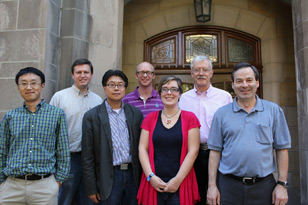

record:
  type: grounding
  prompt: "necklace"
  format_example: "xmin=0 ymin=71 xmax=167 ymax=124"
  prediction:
xmin=162 ymin=109 xmax=180 ymax=124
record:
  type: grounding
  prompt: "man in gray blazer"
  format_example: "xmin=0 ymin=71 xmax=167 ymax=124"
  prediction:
xmin=82 ymin=70 xmax=143 ymax=204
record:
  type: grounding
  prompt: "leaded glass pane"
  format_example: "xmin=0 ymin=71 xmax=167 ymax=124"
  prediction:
xmin=185 ymin=34 xmax=217 ymax=63
xmin=228 ymin=37 xmax=253 ymax=62
xmin=151 ymin=39 xmax=175 ymax=64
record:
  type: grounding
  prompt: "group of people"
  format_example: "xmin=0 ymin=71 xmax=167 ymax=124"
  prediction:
xmin=0 ymin=55 xmax=291 ymax=205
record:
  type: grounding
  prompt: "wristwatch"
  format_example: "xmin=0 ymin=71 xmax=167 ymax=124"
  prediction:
xmin=277 ymin=181 xmax=288 ymax=188
xmin=147 ymin=172 xmax=155 ymax=182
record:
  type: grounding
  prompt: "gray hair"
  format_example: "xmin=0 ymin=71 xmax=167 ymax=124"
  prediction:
xmin=190 ymin=56 xmax=213 ymax=70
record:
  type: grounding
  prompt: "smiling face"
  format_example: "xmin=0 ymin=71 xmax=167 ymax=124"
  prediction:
xmin=136 ymin=62 xmax=155 ymax=88
xmin=103 ymin=76 xmax=126 ymax=104
xmin=191 ymin=59 xmax=213 ymax=92
xmin=232 ymin=67 xmax=259 ymax=102
xmin=18 ymin=73 xmax=45 ymax=105
xmin=72 ymin=64 xmax=93 ymax=90
xmin=160 ymin=80 xmax=181 ymax=108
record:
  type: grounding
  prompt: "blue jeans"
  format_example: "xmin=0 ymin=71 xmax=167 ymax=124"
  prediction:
xmin=100 ymin=164 xmax=138 ymax=205
xmin=157 ymin=190 xmax=180 ymax=205
xmin=58 ymin=153 xmax=93 ymax=205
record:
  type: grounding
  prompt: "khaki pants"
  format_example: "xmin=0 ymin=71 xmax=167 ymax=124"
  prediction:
xmin=0 ymin=175 xmax=59 ymax=205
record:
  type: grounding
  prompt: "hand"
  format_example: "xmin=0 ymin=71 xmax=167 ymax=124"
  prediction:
xmin=56 ymin=181 xmax=61 ymax=189
xmin=207 ymin=185 xmax=220 ymax=205
xmin=88 ymin=193 xmax=101 ymax=203
xmin=164 ymin=177 xmax=180 ymax=193
xmin=150 ymin=175 xmax=167 ymax=192
xmin=272 ymin=184 xmax=288 ymax=205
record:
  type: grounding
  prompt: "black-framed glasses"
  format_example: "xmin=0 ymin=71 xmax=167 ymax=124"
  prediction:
xmin=137 ymin=71 xmax=154 ymax=76
xmin=161 ymin=87 xmax=180 ymax=93
xmin=18 ymin=82 xmax=41 ymax=89
xmin=106 ymin=83 xmax=125 ymax=89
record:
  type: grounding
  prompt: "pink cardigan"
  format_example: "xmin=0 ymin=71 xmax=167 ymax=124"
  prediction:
xmin=137 ymin=110 xmax=201 ymax=205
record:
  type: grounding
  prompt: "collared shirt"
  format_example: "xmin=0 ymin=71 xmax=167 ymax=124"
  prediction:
xmin=123 ymin=86 xmax=163 ymax=117
xmin=179 ymin=84 xmax=232 ymax=143
xmin=105 ymin=101 xmax=131 ymax=166
xmin=208 ymin=96 xmax=292 ymax=177
xmin=0 ymin=100 xmax=71 ymax=183
xmin=50 ymin=85 xmax=102 ymax=152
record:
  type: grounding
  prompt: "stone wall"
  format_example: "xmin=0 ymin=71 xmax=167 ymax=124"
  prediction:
xmin=292 ymin=0 xmax=308 ymax=203
xmin=0 ymin=0 xmax=55 ymax=119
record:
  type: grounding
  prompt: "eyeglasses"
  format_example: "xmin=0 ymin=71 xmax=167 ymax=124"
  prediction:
xmin=106 ymin=83 xmax=125 ymax=89
xmin=193 ymin=68 xmax=211 ymax=74
xmin=161 ymin=87 xmax=180 ymax=93
xmin=137 ymin=71 xmax=154 ymax=76
xmin=18 ymin=82 xmax=41 ymax=89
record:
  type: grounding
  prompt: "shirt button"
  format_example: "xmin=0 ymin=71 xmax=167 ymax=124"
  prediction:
xmin=31 ymin=125 xmax=34 ymax=128
xmin=30 ymin=138 xmax=33 ymax=140
xmin=28 ymin=164 xmax=31 ymax=166
xmin=30 ymin=151 xmax=32 ymax=153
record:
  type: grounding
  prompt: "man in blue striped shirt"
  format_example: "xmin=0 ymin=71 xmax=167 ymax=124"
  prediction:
xmin=0 ymin=67 xmax=71 ymax=204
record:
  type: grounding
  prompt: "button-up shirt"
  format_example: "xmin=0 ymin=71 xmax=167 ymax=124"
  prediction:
xmin=50 ymin=85 xmax=103 ymax=152
xmin=0 ymin=100 xmax=71 ymax=183
xmin=123 ymin=86 xmax=163 ymax=117
xmin=179 ymin=84 xmax=232 ymax=143
xmin=208 ymin=96 xmax=291 ymax=177
xmin=105 ymin=101 xmax=131 ymax=166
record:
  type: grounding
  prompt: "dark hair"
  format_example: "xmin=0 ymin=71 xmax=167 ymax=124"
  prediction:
xmin=71 ymin=58 xmax=93 ymax=74
xmin=102 ymin=70 xmax=128 ymax=88
xmin=158 ymin=75 xmax=183 ymax=96
xmin=15 ymin=67 xmax=45 ymax=85
xmin=231 ymin=62 xmax=259 ymax=82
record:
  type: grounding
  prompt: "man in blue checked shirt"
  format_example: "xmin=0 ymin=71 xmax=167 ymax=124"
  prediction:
xmin=0 ymin=67 xmax=71 ymax=204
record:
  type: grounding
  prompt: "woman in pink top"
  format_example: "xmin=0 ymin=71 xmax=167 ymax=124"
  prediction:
xmin=137 ymin=76 xmax=201 ymax=205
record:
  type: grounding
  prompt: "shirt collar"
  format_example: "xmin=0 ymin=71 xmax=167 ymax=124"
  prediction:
xmin=133 ymin=86 xmax=159 ymax=99
xmin=72 ymin=84 xmax=89 ymax=96
xmin=23 ymin=99 xmax=46 ymax=112
xmin=193 ymin=84 xmax=213 ymax=96
xmin=233 ymin=95 xmax=263 ymax=113
xmin=105 ymin=100 xmax=124 ymax=114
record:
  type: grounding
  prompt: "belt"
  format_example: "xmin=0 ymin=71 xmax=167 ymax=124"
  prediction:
xmin=70 ymin=151 xmax=81 ymax=155
xmin=226 ymin=174 xmax=267 ymax=185
xmin=15 ymin=174 xmax=51 ymax=181
xmin=114 ymin=163 xmax=132 ymax=170
xmin=200 ymin=143 xmax=208 ymax=151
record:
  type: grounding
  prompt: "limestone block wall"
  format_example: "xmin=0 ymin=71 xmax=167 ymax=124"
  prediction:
xmin=0 ymin=0 xmax=61 ymax=119
xmin=123 ymin=0 xmax=299 ymax=203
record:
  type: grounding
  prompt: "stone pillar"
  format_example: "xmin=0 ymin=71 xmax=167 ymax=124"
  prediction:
xmin=292 ymin=0 xmax=308 ymax=203
xmin=88 ymin=0 xmax=124 ymax=97
xmin=58 ymin=0 xmax=91 ymax=91
xmin=57 ymin=0 xmax=124 ymax=98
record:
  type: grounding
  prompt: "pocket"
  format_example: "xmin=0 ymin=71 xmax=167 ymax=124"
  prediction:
xmin=255 ymin=124 xmax=273 ymax=145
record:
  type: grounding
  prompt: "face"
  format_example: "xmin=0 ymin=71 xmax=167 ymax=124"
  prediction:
xmin=232 ymin=67 xmax=259 ymax=102
xmin=17 ymin=73 xmax=45 ymax=105
xmin=72 ymin=64 xmax=93 ymax=90
xmin=191 ymin=60 xmax=213 ymax=91
xmin=103 ymin=76 xmax=126 ymax=103
xmin=160 ymin=80 xmax=181 ymax=107
xmin=136 ymin=62 xmax=155 ymax=88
